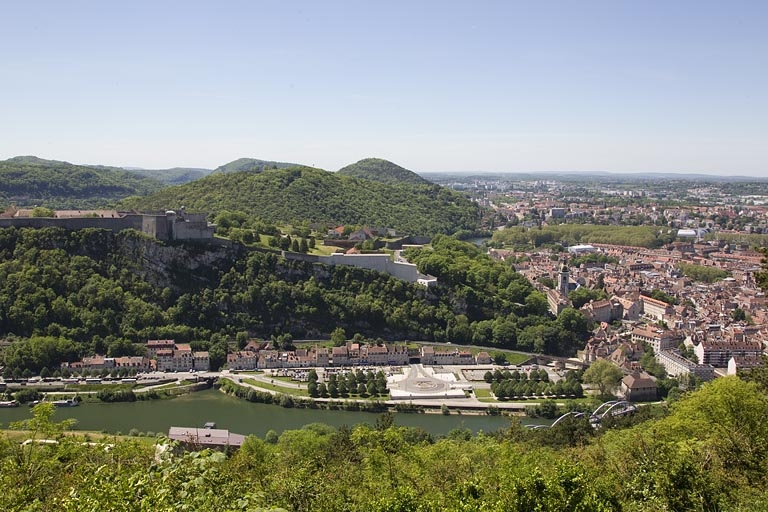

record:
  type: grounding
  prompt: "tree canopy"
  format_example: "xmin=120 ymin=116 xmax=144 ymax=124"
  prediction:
xmin=119 ymin=166 xmax=481 ymax=237
xmin=2 ymin=377 xmax=768 ymax=510
xmin=0 ymin=228 xmax=591 ymax=373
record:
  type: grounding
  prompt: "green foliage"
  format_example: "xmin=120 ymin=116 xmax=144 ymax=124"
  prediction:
xmin=96 ymin=388 xmax=137 ymax=402
xmin=330 ymin=327 xmax=347 ymax=346
xmin=0 ymin=228 xmax=588 ymax=373
xmin=0 ymin=156 xmax=165 ymax=208
xmin=494 ymin=224 xmax=676 ymax=249
xmin=568 ymin=287 xmax=607 ymax=308
xmin=336 ymin=158 xmax=432 ymax=186
xmin=646 ymin=288 xmax=678 ymax=305
xmin=13 ymin=388 xmax=42 ymax=404
xmin=678 ymin=262 xmax=730 ymax=283
xmin=568 ymin=253 xmax=619 ymax=267
xmin=405 ymin=236 xmax=589 ymax=355
xmin=31 ymin=206 xmax=55 ymax=218
xmin=582 ymin=359 xmax=623 ymax=398
xmin=213 ymin=157 xmax=298 ymax=174
xmin=640 ymin=347 xmax=669 ymax=378
xmin=3 ymin=379 xmax=768 ymax=510
xmin=119 ymin=166 xmax=481 ymax=237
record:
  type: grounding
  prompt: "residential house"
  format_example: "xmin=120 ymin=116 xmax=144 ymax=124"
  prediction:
xmin=146 ymin=339 xmax=176 ymax=358
xmin=620 ymin=373 xmax=658 ymax=402
xmin=227 ymin=351 xmax=258 ymax=371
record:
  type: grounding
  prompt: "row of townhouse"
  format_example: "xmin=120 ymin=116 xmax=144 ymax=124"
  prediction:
xmin=227 ymin=342 xmax=493 ymax=370
xmin=62 ymin=355 xmax=154 ymax=373
xmin=420 ymin=346 xmax=482 ymax=365
xmin=331 ymin=343 xmax=412 ymax=366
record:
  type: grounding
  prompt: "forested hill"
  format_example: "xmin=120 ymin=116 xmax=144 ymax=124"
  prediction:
xmin=213 ymin=157 xmax=301 ymax=174
xmin=0 ymin=156 xmax=165 ymax=209
xmin=122 ymin=166 xmax=211 ymax=185
xmin=119 ymin=166 xmax=481 ymax=236
xmin=337 ymin=158 xmax=432 ymax=186
xmin=0 ymin=228 xmax=587 ymax=373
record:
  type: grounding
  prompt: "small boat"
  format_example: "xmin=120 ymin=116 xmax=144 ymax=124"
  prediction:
xmin=28 ymin=400 xmax=42 ymax=407
xmin=0 ymin=400 xmax=19 ymax=408
xmin=52 ymin=399 xmax=79 ymax=407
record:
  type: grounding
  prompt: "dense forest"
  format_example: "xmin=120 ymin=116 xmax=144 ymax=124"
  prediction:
xmin=119 ymin=166 xmax=481 ymax=236
xmin=337 ymin=158 xmax=432 ymax=186
xmin=0 ymin=228 xmax=589 ymax=374
xmin=2 ymin=376 xmax=767 ymax=510
xmin=0 ymin=156 xmax=165 ymax=209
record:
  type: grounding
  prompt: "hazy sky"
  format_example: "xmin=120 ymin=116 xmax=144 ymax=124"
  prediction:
xmin=1 ymin=1 xmax=766 ymax=175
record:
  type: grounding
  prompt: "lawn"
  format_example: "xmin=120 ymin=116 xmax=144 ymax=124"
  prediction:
xmin=241 ymin=378 xmax=309 ymax=397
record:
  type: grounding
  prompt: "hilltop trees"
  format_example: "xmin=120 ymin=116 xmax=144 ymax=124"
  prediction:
xmin=120 ymin=166 xmax=481 ymax=237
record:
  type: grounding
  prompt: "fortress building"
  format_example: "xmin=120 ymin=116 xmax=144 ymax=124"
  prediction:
xmin=0 ymin=207 xmax=215 ymax=241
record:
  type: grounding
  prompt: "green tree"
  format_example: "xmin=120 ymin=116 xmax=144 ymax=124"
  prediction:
xmin=31 ymin=207 xmax=55 ymax=218
xmin=582 ymin=359 xmax=623 ymax=398
xmin=568 ymin=287 xmax=607 ymax=309
xmin=330 ymin=327 xmax=346 ymax=346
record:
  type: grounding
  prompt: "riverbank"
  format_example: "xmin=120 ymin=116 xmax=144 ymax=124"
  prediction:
xmin=0 ymin=388 xmax=525 ymax=437
xmin=217 ymin=376 xmax=560 ymax=417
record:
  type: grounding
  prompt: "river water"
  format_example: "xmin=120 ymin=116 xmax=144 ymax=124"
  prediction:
xmin=0 ymin=388 xmax=527 ymax=437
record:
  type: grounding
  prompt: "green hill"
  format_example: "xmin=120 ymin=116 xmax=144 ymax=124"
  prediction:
xmin=120 ymin=165 xmax=480 ymax=236
xmin=123 ymin=167 xmax=211 ymax=185
xmin=0 ymin=156 xmax=166 ymax=209
xmin=337 ymin=158 xmax=432 ymax=185
xmin=213 ymin=157 xmax=300 ymax=174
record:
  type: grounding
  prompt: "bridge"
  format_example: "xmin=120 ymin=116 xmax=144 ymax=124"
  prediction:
xmin=531 ymin=400 xmax=638 ymax=429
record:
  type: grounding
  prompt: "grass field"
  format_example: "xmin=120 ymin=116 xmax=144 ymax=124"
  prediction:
xmin=241 ymin=378 xmax=309 ymax=397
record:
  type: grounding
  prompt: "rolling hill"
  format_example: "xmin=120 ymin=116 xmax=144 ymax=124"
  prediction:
xmin=123 ymin=167 xmax=212 ymax=185
xmin=0 ymin=156 xmax=166 ymax=209
xmin=119 ymin=165 xmax=480 ymax=236
xmin=213 ymin=157 xmax=301 ymax=174
xmin=337 ymin=158 xmax=432 ymax=186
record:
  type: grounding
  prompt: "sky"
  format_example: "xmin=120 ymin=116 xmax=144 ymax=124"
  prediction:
xmin=1 ymin=1 xmax=767 ymax=176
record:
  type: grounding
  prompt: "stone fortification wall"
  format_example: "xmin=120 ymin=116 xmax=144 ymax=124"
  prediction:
xmin=282 ymin=252 xmax=321 ymax=264
xmin=0 ymin=215 xmax=143 ymax=232
xmin=0 ymin=211 xmax=215 ymax=241
xmin=321 ymin=253 xmax=421 ymax=282
xmin=281 ymin=251 xmax=426 ymax=283
xmin=384 ymin=235 xmax=432 ymax=250
xmin=173 ymin=218 xmax=215 ymax=240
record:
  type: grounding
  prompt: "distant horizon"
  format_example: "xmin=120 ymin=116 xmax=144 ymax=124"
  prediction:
xmin=2 ymin=152 xmax=765 ymax=180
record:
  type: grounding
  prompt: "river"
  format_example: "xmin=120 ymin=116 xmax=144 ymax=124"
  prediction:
xmin=0 ymin=388 xmax=535 ymax=437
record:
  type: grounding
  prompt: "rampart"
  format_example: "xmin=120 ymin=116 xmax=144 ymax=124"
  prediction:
xmin=282 ymin=251 xmax=436 ymax=286
xmin=0 ymin=209 xmax=215 ymax=241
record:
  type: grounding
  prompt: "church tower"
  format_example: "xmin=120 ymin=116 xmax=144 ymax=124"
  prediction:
xmin=558 ymin=261 xmax=569 ymax=296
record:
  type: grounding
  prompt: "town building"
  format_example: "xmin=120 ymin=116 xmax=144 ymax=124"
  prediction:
xmin=640 ymin=295 xmax=674 ymax=321
xmin=620 ymin=373 xmax=658 ymax=402
xmin=631 ymin=327 xmax=678 ymax=354
xmin=656 ymin=350 xmax=715 ymax=381
xmin=227 ymin=351 xmax=258 ymax=371
xmin=694 ymin=339 xmax=763 ymax=368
